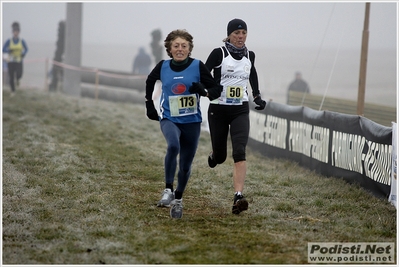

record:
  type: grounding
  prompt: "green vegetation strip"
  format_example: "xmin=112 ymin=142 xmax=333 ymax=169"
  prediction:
xmin=3 ymin=89 xmax=396 ymax=264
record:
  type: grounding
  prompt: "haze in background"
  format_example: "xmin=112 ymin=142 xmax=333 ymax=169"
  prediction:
xmin=1 ymin=1 xmax=397 ymax=106
xmin=2 ymin=1 xmax=396 ymax=49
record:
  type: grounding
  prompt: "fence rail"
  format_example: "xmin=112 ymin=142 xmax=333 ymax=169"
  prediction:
xmin=287 ymin=90 xmax=396 ymax=127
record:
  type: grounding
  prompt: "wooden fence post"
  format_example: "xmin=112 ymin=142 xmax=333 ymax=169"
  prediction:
xmin=45 ymin=58 xmax=49 ymax=92
xmin=95 ymin=69 xmax=99 ymax=101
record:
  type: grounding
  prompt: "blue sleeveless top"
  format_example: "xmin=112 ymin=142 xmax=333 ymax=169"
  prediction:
xmin=159 ymin=59 xmax=202 ymax=124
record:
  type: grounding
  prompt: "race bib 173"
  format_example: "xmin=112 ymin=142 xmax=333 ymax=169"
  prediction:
xmin=169 ymin=94 xmax=197 ymax=117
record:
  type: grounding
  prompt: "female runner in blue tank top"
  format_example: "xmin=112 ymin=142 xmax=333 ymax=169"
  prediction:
xmin=205 ymin=19 xmax=266 ymax=215
xmin=145 ymin=29 xmax=222 ymax=219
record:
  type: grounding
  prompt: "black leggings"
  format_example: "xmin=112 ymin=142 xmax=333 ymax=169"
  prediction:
xmin=208 ymin=102 xmax=249 ymax=163
xmin=8 ymin=62 xmax=23 ymax=92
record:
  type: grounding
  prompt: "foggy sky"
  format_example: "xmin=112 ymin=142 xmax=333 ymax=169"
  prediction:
xmin=1 ymin=1 xmax=397 ymax=50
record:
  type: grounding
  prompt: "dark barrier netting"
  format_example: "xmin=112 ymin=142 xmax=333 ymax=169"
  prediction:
xmin=248 ymin=101 xmax=393 ymax=199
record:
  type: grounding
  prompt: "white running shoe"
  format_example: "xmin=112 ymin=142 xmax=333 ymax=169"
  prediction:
xmin=157 ymin=188 xmax=174 ymax=207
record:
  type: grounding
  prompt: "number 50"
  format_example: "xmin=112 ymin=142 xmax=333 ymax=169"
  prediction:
xmin=229 ymin=87 xmax=241 ymax=97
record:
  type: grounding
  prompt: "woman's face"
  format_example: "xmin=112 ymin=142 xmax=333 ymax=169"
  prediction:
xmin=229 ymin=29 xmax=247 ymax=48
xmin=169 ymin=37 xmax=190 ymax=62
xmin=12 ymin=30 xmax=20 ymax=38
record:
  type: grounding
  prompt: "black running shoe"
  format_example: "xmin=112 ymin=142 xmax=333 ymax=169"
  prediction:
xmin=208 ymin=151 xmax=217 ymax=168
xmin=232 ymin=194 xmax=248 ymax=214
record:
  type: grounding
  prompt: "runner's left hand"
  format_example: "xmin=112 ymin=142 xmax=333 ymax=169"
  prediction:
xmin=189 ymin=82 xmax=207 ymax=97
xmin=254 ymin=96 xmax=266 ymax=110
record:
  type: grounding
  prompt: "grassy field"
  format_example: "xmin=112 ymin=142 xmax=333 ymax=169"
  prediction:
xmin=2 ymin=88 xmax=396 ymax=264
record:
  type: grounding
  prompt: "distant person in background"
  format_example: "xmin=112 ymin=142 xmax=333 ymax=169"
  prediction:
xmin=2 ymin=21 xmax=28 ymax=93
xmin=150 ymin=29 xmax=163 ymax=64
xmin=132 ymin=47 xmax=151 ymax=75
xmin=145 ymin=29 xmax=222 ymax=219
xmin=287 ymin=72 xmax=310 ymax=103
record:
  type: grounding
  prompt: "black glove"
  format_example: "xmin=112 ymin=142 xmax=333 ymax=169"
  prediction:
xmin=254 ymin=95 xmax=266 ymax=110
xmin=207 ymin=85 xmax=223 ymax=101
xmin=189 ymin=82 xmax=207 ymax=96
xmin=145 ymin=100 xmax=159 ymax=121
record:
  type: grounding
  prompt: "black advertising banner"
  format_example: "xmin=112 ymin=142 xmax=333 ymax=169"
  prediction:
xmin=248 ymin=101 xmax=393 ymax=198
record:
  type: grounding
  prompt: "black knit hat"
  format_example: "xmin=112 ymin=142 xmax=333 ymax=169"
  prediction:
xmin=227 ymin=18 xmax=247 ymax=36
